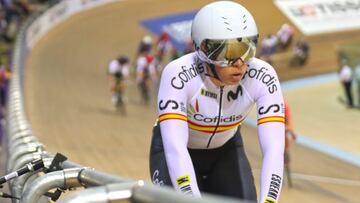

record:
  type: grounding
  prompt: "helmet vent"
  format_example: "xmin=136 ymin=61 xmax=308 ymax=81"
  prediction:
xmin=221 ymin=17 xmax=233 ymax=31
xmin=242 ymin=15 xmax=247 ymax=30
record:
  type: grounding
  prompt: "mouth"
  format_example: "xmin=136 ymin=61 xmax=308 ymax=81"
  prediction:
xmin=232 ymin=73 xmax=243 ymax=77
xmin=231 ymin=73 xmax=243 ymax=80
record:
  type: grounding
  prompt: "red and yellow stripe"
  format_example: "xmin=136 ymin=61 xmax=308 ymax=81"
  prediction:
xmin=188 ymin=120 xmax=242 ymax=133
xmin=258 ymin=116 xmax=285 ymax=125
xmin=159 ymin=113 xmax=187 ymax=122
xmin=159 ymin=113 xmax=243 ymax=133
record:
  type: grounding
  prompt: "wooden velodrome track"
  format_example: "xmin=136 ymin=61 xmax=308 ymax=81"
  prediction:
xmin=20 ymin=0 xmax=360 ymax=202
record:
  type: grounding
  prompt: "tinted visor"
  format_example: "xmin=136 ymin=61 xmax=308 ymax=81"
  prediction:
xmin=198 ymin=36 xmax=257 ymax=67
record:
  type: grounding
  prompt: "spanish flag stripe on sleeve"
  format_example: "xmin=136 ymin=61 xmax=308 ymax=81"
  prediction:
xmin=159 ymin=113 xmax=187 ymax=122
xmin=188 ymin=120 xmax=242 ymax=133
xmin=258 ymin=116 xmax=285 ymax=125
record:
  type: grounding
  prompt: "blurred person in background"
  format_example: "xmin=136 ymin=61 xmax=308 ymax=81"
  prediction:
xmin=134 ymin=35 xmax=153 ymax=75
xmin=289 ymin=37 xmax=309 ymax=67
xmin=149 ymin=1 xmax=285 ymax=202
xmin=284 ymin=100 xmax=297 ymax=188
xmin=136 ymin=53 xmax=157 ymax=105
xmin=154 ymin=31 xmax=172 ymax=67
xmin=0 ymin=0 xmax=35 ymax=43
xmin=137 ymin=35 xmax=153 ymax=57
xmin=339 ymin=59 xmax=353 ymax=108
xmin=107 ymin=55 xmax=129 ymax=112
xmin=259 ymin=33 xmax=277 ymax=65
xmin=276 ymin=23 xmax=294 ymax=51
xmin=353 ymin=63 xmax=360 ymax=107
xmin=0 ymin=64 xmax=10 ymax=145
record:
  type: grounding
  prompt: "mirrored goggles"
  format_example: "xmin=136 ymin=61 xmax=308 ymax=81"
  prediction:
xmin=197 ymin=36 xmax=257 ymax=67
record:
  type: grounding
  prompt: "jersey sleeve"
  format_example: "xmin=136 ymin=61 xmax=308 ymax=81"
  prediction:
xmin=136 ymin=57 xmax=147 ymax=73
xmin=254 ymin=65 xmax=285 ymax=203
xmin=157 ymin=61 xmax=201 ymax=197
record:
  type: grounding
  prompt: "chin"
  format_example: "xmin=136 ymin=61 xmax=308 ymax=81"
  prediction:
xmin=226 ymin=80 xmax=240 ymax=85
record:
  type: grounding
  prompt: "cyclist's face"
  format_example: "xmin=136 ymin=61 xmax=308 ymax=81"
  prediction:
xmin=213 ymin=59 xmax=247 ymax=86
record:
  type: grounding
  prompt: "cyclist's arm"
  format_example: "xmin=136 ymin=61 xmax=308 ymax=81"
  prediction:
xmin=157 ymin=62 xmax=201 ymax=197
xmin=254 ymin=66 xmax=285 ymax=203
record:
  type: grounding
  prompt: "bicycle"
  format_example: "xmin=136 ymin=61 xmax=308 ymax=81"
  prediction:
xmin=284 ymin=130 xmax=297 ymax=188
xmin=108 ymin=56 xmax=129 ymax=114
xmin=112 ymin=77 xmax=126 ymax=115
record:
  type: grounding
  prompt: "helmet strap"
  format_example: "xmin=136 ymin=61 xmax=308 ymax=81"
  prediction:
xmin=195 ymin=49 xmax=222 ymax=82
xmin=205 ymin=63 xmax=222 ymax=82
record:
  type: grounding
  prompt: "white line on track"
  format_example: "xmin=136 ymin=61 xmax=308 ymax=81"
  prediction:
xmin=291 ymin=173 xmax=360 ymax=186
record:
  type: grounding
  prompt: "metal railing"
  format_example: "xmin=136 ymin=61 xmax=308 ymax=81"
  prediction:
xmin=3 ymin=1 xmax=253 ymax=203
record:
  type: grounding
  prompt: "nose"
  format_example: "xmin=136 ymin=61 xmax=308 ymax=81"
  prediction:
xmin=231 ymin=58 xmax=245 ymax=68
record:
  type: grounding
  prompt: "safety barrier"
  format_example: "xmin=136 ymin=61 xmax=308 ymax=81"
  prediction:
xmin=3 ymin=1 xmax=253 ymax=203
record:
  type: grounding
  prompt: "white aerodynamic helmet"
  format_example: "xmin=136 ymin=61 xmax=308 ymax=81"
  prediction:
xmin=191 ymin=1 xmax=258 ymax=66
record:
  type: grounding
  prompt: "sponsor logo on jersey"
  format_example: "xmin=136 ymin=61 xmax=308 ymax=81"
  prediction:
xmin=200 ymin=88 xmax=217 ymax=99
xmin=176 ymin=175 xmax=193 ymax=195
xmin=264 ymin=197 xmax=277 ymax=203
xmin=152 ymin=169 xmax=164 ymax=186
xmin=246 ymin=67 xmax=278 ymax=94
xmin=258 ymin=104 xmax=281 ymax=115
xmin=267 ymin=174 xmax=282 ymax=201
xmin=227 ymin=85 xmax=243 ymax=101
xmin=193 ymin=114 xmax=243 ymax=124
xmin=159 ymin=100 xmax=179 ymax=110
xmin=257 ymin=116 xmax=285 ymax=125
xmin=171 ymin=63 xmax=204 ymax=89
xmin=187 ymin=104 xmax=242 ymax=124
xmin=187 ymin=103 xmax=243 ymax=133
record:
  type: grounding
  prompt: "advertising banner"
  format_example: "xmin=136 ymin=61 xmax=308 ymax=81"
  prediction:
xmin=274 ymin=0 xmax=360 ymax=35
xmin=26 ymin=0 xmax=118 ymax=49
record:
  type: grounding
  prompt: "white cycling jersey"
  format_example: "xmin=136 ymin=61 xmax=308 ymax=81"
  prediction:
xmin=157 ymin=53 xmax=285 ymax=202
xmin=136 ymin=57 xmax=156 ymax=76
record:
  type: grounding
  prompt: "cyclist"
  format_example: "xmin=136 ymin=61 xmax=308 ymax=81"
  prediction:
xmin=136 ymin=53 xmax=157 ymax=105
xmin=276 ymin=23 xmax=294 ymax=51
xmin=107 ymin=56 xmax=129 ymax=110
xmin=149 ymin=1 xmax=285 ymax=203
xmin=154 ymin=31 xmax=172 ymax=66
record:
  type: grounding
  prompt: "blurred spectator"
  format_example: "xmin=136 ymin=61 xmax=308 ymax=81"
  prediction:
xmin=276 ymin=23 xmax=294 ymax=51
xmin=14 ymin=0 xmax=33 ymax=16
xmin=0 ymin=65 xmax=10 ymax=115
xmin=0 ymin=64 xmax=10 ymax=145
xmin=0 ymin=0 xmax=38 ymax=43
xmin=259 ymin=33 xmax=277 ymax=65
xmin=354 ymin=63 xmax=360 ymax=107
xmin=284 ymin=100 xmax=297 ymax=188
xmin=339 ymin=60 xmax=353 ymax=108
xmin=289 ymin=37 xmax=309 ymax=67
